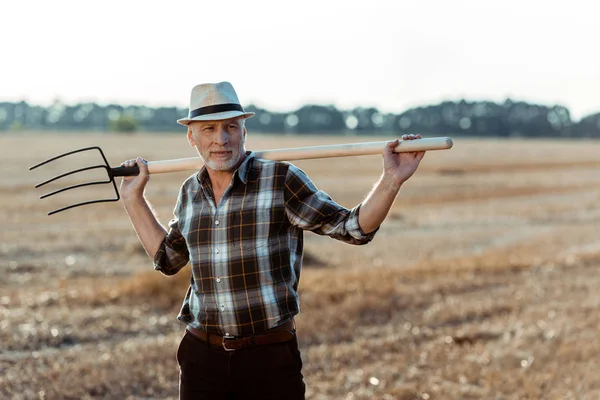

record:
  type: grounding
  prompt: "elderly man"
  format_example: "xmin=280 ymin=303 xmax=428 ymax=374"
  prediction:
xmin=120 ymin=81 xmax=425 ymax=399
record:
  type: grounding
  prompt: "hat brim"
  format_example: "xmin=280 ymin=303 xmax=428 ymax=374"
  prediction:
xmin=177 ymin=110 xmax=255 ymax=126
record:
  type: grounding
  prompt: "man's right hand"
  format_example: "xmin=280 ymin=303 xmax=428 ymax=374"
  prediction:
xmin=119 ymin=157 xmax=150 ymax=201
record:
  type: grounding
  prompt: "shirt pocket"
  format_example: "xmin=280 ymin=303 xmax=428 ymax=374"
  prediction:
xmin=233 ymin=208 xmax=271 ymax=251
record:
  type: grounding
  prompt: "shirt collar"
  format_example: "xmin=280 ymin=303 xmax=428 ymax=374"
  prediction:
xmin=236 ymin=151 xmax=255 ymax=184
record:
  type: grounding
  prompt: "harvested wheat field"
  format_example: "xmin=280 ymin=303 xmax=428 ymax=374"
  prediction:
xmin=1 ymin=131 xmax=600 ymax=400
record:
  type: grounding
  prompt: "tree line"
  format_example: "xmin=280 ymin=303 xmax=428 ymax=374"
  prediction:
xmin=1 ymin=98 xmax=599 ymax=137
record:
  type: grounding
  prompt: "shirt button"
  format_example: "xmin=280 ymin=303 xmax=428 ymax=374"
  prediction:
xmin=215 ymin=249 xmax=220 ymax=254
xmin=215 ymin=220 xmax=220 ymax=225
xmin=216 ymin=277 xmax=221 ymax=283
xmin=220 ymin=305 xmax=225 ymax=311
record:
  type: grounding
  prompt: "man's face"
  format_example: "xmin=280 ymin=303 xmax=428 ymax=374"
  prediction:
xmin=188 ymin=117 xmax=247 ymax=172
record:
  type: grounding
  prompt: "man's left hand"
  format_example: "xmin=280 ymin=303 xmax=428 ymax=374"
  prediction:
xmin=383 ymin=134 xmax=426 ymax=186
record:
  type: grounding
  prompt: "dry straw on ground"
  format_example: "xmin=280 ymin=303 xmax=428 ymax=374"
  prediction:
xmin=1 ymin=132 xmax=600 ymax=399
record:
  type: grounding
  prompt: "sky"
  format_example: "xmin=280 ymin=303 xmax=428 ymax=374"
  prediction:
xmin=2 ymin=0 xmax=599 ymax=121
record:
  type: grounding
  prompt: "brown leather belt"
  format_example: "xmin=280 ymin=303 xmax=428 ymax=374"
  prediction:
xmin=186 ymin=320 xmax=296 ymax=352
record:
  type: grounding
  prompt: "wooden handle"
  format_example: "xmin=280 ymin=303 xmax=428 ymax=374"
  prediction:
xmin=147 ymin=137 xmax=453 ymax=174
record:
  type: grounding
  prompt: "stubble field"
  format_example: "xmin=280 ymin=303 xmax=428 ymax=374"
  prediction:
xmin=1 ymin=131 xmax=600 ymax=399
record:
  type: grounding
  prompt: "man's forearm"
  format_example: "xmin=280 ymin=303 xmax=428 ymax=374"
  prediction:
xmin=123 ymin=196 xmax=168 ymax=258
xmin=358 ymin=174 xmax=402 ymax=234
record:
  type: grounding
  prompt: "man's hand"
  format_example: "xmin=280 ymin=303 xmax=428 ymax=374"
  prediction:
xmin=382 ymin=134 xmax=426 ymax=187
xmin=119 ymin=157 xmax=150 ymax=201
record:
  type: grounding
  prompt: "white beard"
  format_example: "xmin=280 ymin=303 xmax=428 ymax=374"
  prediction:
xmin=202 ymin=135 xmax=245 ymax=171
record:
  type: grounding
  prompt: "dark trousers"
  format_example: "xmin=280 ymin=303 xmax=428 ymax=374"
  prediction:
xmin=177 ymin=330 xmax=306 ymax=400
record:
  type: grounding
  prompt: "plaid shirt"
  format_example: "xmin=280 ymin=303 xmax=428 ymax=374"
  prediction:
xmin=153 ymin=152 xmax=377 ymax=336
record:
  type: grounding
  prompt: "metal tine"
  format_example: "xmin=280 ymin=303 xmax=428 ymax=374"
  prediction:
xmin=34 ymin=165 xmax=109 ymax=188
xmin=29 ymin=146 xmax=109 ymax=171
xmin=47 ymin=198 xmax=120 ymax=216
xmin=40 ymin=178 xmax=112 ymax=199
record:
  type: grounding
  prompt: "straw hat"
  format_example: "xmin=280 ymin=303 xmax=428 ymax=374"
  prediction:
xmin=177 ymin=81 xmax=255 ymax=126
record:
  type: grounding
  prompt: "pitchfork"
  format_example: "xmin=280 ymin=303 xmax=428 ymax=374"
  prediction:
xmin=29 ymin=137 xmax=453 ymax=215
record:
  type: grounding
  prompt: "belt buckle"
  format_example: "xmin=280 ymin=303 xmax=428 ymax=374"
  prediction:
xmin=222 ymin=335 xmax=237 ymax=352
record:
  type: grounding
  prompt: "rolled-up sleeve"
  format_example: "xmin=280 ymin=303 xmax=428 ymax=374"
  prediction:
xmin=153 ymin=192 xmax=190 ymax=275
xmin=284 ymin=164 xmax=378 ymax=245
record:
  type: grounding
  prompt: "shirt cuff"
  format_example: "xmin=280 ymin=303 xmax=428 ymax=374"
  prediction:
xmin=153 ymin=238 xmax=188 ymax=275
xmin=346 ymin=204 xmax=379 ymax=243
xmin=153 ymin=239 xmax=168 ymax=271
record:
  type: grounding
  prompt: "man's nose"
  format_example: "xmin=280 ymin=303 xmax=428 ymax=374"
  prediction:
xmin=214 ymin=126 xmax=229 ymax=144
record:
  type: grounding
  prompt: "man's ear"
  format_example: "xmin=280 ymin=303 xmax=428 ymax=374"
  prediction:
xmin=187 ymin=127 xmax=195 ymax=146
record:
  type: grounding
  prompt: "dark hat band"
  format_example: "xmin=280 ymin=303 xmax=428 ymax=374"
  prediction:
xmin=189 ymin=103 xmax=245 ymax=119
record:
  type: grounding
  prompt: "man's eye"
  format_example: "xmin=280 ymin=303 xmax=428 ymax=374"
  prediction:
xmin=203 ymin=127 xmax=214 ymax=131
xmin=229 ymin=124 xmax=238 ymax=129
